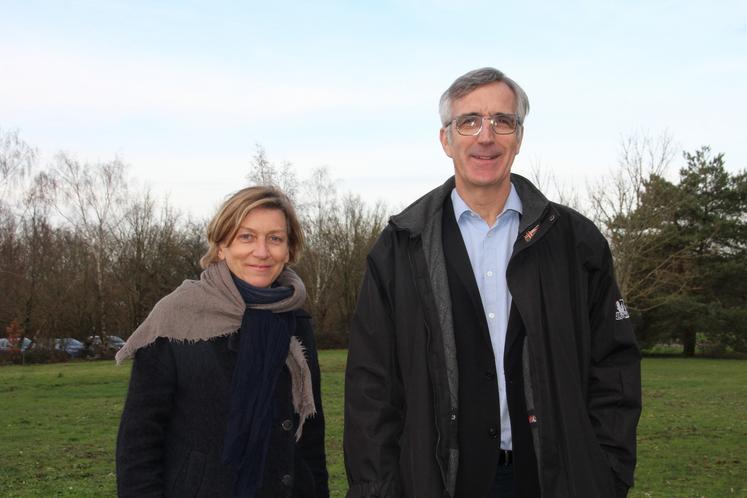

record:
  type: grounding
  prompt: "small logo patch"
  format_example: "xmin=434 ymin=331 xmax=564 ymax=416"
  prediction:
xmin=615 ymin=299 xmax=630 ymax=320
xmin=528 ymin=414 xmax=538 ymax=425
xmin=523 ymin=224 xmax=540 ymax=242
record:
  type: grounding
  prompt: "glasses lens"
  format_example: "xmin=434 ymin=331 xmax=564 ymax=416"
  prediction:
xmin=490 ymin=114 xmax=517 ymax=134
xmin=455 ymin=115 xmax=482 ymax=136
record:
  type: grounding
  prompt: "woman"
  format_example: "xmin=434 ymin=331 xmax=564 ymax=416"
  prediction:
xmin=115 ymin=186 xmax=328 ymax=498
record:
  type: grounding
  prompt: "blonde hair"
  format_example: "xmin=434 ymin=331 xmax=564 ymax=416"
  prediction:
xmin=200 ymin=186 xmax=304 ymax=269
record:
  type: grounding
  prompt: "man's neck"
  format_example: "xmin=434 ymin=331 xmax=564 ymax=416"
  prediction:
xmin=455 ymin=181 xmax=511 ymax=227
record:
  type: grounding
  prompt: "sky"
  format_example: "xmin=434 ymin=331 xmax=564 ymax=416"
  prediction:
xmin=2 ymin=0 xmax=746 ymax=219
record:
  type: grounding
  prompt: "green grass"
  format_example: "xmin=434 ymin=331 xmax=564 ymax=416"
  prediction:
xmin=1 ymin=355 xmax=745 ymax=497
xmin=632 ymin=358 xmax=747 ymax=498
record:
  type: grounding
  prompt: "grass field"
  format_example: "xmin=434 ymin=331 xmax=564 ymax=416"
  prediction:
xmin=1 ymin=353 xmax=745 ymax=497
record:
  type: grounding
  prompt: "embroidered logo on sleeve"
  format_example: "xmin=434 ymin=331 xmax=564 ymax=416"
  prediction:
xmin=615 ymin=299 xmax=630 ymax=320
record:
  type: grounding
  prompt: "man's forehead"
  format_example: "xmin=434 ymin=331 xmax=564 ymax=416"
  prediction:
xmin=452 ymin=82 xmax=516 ymax=110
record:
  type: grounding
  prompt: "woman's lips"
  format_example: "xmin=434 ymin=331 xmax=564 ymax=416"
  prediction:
xmin=247 ymin=264 xmax=272 ymax=271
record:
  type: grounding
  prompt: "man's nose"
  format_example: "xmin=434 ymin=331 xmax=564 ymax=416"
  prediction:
xmin=476 ymin=118 xmax=495 ymax=143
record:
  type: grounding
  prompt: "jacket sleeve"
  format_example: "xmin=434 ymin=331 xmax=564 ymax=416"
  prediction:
xmin=116 ymin=338 xmax=175 ymax=498
xmin=295 ymin=314 xmax=330 ymax=498
xmin=586 ymin=241 xmax=642 ymax=497
xmin=344 ymin=244 xmax=404 ymax=498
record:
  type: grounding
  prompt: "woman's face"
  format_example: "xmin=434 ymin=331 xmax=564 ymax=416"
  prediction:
xmin=218 ymin=207 xmax=290 ymax=288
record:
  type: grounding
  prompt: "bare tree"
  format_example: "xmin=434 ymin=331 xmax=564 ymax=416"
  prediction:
xmin=0 ymin=128 xmax=37 ymax=200
xmin=527 ymin=159 xmax=582 ymax=211
xmin=587 ymin=131 xmax=691 ymax=310
xmin=246 ymin=144 xmax=299 ymax=201
xmin=295 ymin=166 xmax=340 ymax=338
xmin=331 ymin=194 xmax=386 ymax=343
xmin=52 ymin=154 xmax=129 ymax=339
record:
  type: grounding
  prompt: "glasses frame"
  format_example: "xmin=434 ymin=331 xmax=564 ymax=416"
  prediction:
xmin=445 ymin=113 xmax=522 ymax=136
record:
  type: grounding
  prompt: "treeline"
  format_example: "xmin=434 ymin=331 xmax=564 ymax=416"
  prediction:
xmin=0 ymin=132 xmax=384 ymax=351
xmin=1 ymin=129 xmax=745 ymax=356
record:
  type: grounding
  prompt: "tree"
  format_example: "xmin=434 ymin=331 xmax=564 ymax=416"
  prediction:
xmin=246 ymin=144 xmax=299 ymax=202
xmin=52 ymin=154 xmax=129 ymax=339
xmin=527 ymin=159 xmax=582 ymax=210
xmin=589 ymin=132 xmax=692 ymax=318
xmin=0 ymin=128 xmax=37 ymax=200
xmin=667 ymin=147 xmax=746 ymax=355
xmin=623 ymin=146 xmax=746 ymax=354
xmin=329 ymin=194 xmax=386 ymax=344
xmin=112 ymin=192 xmax=206 ymax=333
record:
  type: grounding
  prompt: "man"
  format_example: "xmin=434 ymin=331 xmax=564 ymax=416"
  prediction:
xmin=343 ymin=67 xmax=641 ymax=498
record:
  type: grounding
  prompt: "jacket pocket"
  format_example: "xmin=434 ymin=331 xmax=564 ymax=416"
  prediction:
xmin=168 ymin=449 xmax=207 ymax=498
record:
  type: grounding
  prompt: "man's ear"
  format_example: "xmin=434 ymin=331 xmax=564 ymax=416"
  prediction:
xmin=439 ymin=127 xmax=453 ymax=158
xmin=516 ymin=125 xmax=524 ymax=155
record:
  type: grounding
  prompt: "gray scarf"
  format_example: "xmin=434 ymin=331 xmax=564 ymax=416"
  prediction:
xmin=116 ymin=261 xmax=316 ymax=438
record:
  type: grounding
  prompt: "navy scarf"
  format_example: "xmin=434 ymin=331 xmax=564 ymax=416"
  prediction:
xmin=223 ymin=275 xmax=296 ymax=498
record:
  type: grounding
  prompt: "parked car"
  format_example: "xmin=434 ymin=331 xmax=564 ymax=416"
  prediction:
xmin=0 ymin=337 xmax=33 ymax=352
xmin=54 ymin=338 xmax=86 ymax=358
xmin=87 ymin=335 xmax=125 ymax=351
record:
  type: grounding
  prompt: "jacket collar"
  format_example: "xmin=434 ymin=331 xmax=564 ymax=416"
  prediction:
xmin=390 ymin=173 xmax=550 ymax=236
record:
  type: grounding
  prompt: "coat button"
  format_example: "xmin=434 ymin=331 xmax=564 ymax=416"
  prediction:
xmin=281 ymin=419 xmax=293 ymax=431
xmin=488 ymin=426 xmax=498 ymax=438
xmin=281 ymin=474 xmax=293 ymax=487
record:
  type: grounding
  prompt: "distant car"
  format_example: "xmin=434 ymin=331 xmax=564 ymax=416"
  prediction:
xmin=87 ymin=335 xmax=125 ymax=351
xmin=0 ymin=337 xmax=33 ymax=352
xmin=54 ymin=338 xmax=86 ymax=358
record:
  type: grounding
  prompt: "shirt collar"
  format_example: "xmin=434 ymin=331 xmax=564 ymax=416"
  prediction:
xmin=451 ymin=183 xmax=523 ymax=223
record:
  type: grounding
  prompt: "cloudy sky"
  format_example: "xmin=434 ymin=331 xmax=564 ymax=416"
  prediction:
xmin=2 ymin=0 xmax=745 ymax=218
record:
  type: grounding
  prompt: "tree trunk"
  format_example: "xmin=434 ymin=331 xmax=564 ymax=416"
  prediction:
xmin=681 ymin=328 xmax=696 ymax=356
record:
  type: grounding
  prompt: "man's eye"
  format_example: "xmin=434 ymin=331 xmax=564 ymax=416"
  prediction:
xmin=457 ymin=116 xmax=480 ymax=129
xmin=491 ymin=114 xmax=517 ymax=130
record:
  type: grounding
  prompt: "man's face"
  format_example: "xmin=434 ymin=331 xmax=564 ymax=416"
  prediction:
xmin=439 ymin=81 xmax=523 ymax=195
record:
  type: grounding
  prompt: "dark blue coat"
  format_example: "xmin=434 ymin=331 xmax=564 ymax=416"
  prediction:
xmin=116 ymin=310 xmax=328 ymax=498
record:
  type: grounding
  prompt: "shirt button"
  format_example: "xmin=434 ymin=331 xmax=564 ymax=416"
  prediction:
xmin=488 ymin=312 xmax=495 ymax=319
xmin=281 ymin=419 xmax=293 ymax=431
xmin=281 ymin=474 xmax=293 ymax=487
xmin=486 ymin=271 xmax=493 ymax=277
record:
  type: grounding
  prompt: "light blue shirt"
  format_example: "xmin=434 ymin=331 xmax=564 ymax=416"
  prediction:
xmin=451 ymin=184 xmax=522 ymax=450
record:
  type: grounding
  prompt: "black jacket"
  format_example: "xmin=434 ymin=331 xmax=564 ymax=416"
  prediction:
xmin=344 ymin=175 xmax=641 ymax=498
xmin=117 ymin=309 xmax=329 ymax=498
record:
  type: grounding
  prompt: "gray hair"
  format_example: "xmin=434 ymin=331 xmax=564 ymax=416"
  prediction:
xmin=438 ymin=67 xmax=530 ymax=127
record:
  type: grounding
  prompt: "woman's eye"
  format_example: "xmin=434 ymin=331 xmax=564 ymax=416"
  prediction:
xmin=237 ymin=233 xmax=254 ymax=242
xmin=269 ymin=235 xmax=285 ymax=244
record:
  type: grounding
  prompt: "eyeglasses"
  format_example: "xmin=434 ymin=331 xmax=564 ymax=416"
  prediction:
xmin=445 ymin=113 xmax=521 ymax=136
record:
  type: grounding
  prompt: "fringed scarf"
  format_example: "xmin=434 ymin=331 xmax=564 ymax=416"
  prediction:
xmin=116 ymin=261 xmax=317 ymax=498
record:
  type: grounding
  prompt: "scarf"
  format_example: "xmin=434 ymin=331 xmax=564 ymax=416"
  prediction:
xmin=116 ymin=261 xmax=317 ymax=496
xmin=224 ymin=275 xmax=295 ymax=498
